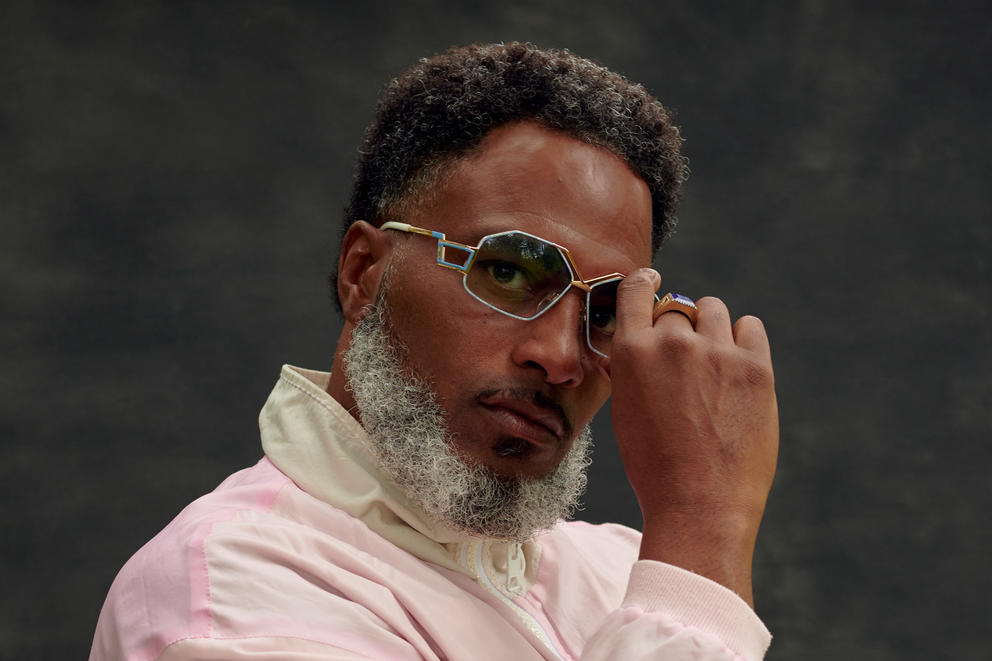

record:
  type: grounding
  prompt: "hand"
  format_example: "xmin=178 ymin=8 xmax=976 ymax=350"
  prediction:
xmin=605 ymin=268 xmax=779 ymax=606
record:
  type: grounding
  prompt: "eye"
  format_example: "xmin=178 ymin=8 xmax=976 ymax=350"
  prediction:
xmin=588 ymin=306 xmax=617 ymax=335
xmin=485 ymin=261 xmax=529 ymax=290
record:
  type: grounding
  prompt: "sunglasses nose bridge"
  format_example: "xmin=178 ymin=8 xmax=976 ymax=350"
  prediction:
xmin=534 ymin=281 xmax=579 ymax=315
xmin=529 ymin=285 xmax=589 ymax=349
xmin=534 ymin=284 xmax=602 ymax=356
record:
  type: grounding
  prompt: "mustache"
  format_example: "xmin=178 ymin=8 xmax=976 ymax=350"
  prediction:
xmin=475 ymin=387 xmax=573 ymax=439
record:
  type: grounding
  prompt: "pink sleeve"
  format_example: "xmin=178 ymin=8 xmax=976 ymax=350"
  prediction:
xmin=580 ymin=560 xmax=772 ymax=660
xmin=153 ymin=635 xmax=418 ymax=660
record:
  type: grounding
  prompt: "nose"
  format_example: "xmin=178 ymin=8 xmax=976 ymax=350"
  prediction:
xmin=509 ymin=289 xmax=587 ymax=387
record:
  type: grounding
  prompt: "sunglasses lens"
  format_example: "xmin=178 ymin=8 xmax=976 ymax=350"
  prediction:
xmin=587 ymin=279 xmax=621 ymax=356
xmin=465 ymin=232 xmax=572 ymax=318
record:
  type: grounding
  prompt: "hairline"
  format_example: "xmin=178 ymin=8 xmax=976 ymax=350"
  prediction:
xmin=376 ymin=119 xmax=653 ymax=232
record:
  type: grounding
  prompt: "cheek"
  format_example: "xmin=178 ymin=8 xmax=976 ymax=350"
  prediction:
xmin=386 ymin=268 xmax=509 ymax=375
xmin=384 ymin=262 xmax=613 ymax=428
xmin=573 ymin=375 xmax=611 ymax=428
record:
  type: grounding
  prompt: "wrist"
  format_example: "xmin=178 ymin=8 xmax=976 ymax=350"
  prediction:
xmin=639 ymin=510 xmax=756 ymax=606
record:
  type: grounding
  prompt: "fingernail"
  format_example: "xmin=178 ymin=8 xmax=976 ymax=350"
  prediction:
xmin=638 ymin=268 xmax=661 ymax=288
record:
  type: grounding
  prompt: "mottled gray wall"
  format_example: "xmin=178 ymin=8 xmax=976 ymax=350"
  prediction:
xmin=2 ymin=2 xmax=989 ymax=659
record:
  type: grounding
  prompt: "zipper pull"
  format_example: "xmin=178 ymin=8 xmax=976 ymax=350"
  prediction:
xmin=505 ymin=542 xmax=525 ymax=596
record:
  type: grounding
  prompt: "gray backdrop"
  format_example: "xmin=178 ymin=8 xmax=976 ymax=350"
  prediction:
xmin=3 ymin=1 xmax=989 ymax=659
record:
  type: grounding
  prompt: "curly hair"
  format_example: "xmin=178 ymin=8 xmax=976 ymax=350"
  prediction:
xmin=333 ymin=42 xmax=687 ymax=308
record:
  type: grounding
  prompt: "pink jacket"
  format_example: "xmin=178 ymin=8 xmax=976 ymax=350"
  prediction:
xmin=91 ymin=365 xmax=771 ymax=660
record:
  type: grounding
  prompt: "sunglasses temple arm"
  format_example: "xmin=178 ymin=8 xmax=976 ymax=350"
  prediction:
xmin=380 ymin=221 xmax=440 ymax=238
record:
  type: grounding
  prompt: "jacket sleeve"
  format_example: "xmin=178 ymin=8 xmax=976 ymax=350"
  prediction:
xmin=152 ymin=636 xmax=416 ymax=660
xmin=580 ymin=560 xmax=772 ymax=660
xmin=92 ymin=624 xmax=428 ymax=661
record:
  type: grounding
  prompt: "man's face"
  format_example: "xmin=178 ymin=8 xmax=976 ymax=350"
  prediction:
xmin=373 ymin=122 xmax=653 ymax=480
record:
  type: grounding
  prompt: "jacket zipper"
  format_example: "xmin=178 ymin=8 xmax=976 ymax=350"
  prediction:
xmin=462 ymin=542 xmax=565 ymax=661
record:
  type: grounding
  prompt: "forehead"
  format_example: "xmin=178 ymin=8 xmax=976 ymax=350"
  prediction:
xmin=409 ymin=122 xmax=653 ymax=275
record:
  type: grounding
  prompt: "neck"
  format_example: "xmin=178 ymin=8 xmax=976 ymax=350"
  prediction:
xmin=326 ymin=323 xmax=359 ymax=416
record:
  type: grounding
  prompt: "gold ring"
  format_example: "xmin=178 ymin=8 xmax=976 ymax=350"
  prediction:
xmin=653 ymin=292 xmax=698 ymax=326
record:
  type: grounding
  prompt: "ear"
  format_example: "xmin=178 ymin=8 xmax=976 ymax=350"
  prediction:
xmin=337 ymin=220 xmax=394 ymax=324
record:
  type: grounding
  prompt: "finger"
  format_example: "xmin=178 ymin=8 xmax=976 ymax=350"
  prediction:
xmin=615 ymin=268 xmax=662 ymax=334
xmin=733 ymin=315 xmax=772 ymax=359
xmin=652 ymin=293 xmax=698 ymax=327
xmin=694 ymin=296 xmax=734 ymax=343
xmin=652 ymin=300 xmax=696 ymax=331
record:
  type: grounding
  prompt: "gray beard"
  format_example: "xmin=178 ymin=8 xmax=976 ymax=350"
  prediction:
xmin=342 ymin=297 xmax=592 ymax=542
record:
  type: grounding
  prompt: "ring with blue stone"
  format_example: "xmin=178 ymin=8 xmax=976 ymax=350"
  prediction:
xmin=652 ymin=292 xmax=699 ymax=327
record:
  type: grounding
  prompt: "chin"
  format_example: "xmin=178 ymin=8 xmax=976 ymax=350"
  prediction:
xmin=477 ymin=438 xmax=567 ymax=481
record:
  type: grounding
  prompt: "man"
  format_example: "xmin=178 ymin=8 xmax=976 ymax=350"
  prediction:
xmin=92 ymin=43 xmax=778 ymax=660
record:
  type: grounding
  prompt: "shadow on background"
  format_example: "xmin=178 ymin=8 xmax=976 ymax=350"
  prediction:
xmin=2 ymin=2 xmax=990 ymax=659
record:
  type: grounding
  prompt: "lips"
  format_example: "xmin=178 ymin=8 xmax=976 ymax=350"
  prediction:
xmin=477 ymin=394 xmax=567 ymax=443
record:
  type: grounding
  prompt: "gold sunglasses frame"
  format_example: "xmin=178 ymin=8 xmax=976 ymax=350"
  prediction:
xmin=380 ymin=221 xmax=636 ymax=359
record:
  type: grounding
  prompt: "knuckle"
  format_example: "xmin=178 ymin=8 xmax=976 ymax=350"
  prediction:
xmin=657 ymin=331 xmax=694 ymax=358
xmin=741 ymin=358 xmax=774 ymax=387
xmin=613 ymin=329 xmax=696 ymax=362
xmin=696 ymin=295 xmax=727 ymax=312
xmin=705 ymin=346 xmax=731 ymax=374
xmin=696 ymin=297 xmax=731 ymax=326
xmin=701 ymin=345 xmax=773 ymax=387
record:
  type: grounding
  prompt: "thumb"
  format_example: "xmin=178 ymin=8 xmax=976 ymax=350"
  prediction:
xmin=615 ymin=268 xmax=661 ymax=335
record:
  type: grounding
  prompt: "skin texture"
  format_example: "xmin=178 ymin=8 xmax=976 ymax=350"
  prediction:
xmin=328 ymin=121 xmax=778 ymax=606
xmin=330 ymin=122 xmax=651 ymax=478
xmin=609 ymin=275 xmax=779 ymax=606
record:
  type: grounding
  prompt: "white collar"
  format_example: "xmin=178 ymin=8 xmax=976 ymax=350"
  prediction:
xmin=260 ymin=364 xmax=539 ymax=595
